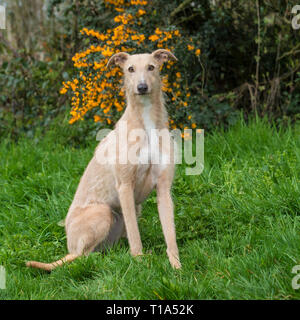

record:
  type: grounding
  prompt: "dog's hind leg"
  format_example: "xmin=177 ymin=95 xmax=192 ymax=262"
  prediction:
xmin=102 ymin=203 xmax=143 ymax=245
xmin=96 ymin=204 xmax=142 ymax=251
xmin=95 ymin=210 xmax=125 ymax=251
xmin=26 ymin=204 xmax=113 ymax=271
xmin=66 ymin=204 xmax=113 ymax=255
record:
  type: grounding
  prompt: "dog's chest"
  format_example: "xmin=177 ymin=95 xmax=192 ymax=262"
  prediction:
xmin=139 ymin=100 xmax=166 ymax=166
xmin=142 ymin=100 xmax=155 ymax=137
xmin=139 ymin=102 xmax=157 ymax=164
xmin=136 ymin=101 xmax=168 ymax=187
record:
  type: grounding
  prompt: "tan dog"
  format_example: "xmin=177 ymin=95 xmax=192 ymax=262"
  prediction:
xmin=26 ymin=49 xmax=181 ymax=271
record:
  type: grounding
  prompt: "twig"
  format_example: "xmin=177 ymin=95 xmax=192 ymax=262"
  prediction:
xmin=174 ymin=12 xmax=201 ymax=25
xmin=170 ymin=0 xmax=194 ymax=19
xmin=0 ymin=33 xmax=20 ymax=58
xmin=278 ymin=42 xmax=300 ymax=60
xmin=254 ymin=0 xmax=261 ymax=113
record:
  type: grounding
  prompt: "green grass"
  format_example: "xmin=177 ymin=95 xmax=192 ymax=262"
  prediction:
xmin=0 ymin=117 xmax=299 ymax=299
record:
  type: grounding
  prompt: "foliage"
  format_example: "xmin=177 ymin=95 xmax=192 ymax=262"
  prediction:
xmin=0 ymin=53 xmax=66 ymax=138
xmin=191 ymin=0 xmax=300 ymax=123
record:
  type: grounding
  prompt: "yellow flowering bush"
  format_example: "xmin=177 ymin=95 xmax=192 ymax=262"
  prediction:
xmin=60 ymin=0 xmax=201 ymax=129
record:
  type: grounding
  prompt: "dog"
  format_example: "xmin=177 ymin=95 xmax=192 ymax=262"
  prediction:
xmin=26 ymin=49 xmax=181 ymax=271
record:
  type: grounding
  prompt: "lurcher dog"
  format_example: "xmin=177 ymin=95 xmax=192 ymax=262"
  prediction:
xmin=26 ymin=49 xmax=181 ymax=271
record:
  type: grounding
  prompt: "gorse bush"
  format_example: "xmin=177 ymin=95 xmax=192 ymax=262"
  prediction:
xmin=60 ymin=0 xmax=201 ymax=130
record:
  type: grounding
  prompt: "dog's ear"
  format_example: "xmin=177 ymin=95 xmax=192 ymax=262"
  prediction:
xmin=107 ymin=52 xmax=130 ymax=68
xmin=152 ymin=49 xmax=177 ymax=65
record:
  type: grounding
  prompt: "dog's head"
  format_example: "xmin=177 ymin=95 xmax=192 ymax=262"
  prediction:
xmin=107 ymin=49 xmax=177 ymax=96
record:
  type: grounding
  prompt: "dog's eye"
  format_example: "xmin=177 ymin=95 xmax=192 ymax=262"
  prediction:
xmin=128 ymin=66 xmax=135 ymax=73
xmin=148 ymin=65 xmax=155 ymax=71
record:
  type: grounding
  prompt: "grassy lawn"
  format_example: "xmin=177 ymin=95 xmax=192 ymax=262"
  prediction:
xmin=0 ymin=118 xmax=299 ymax=299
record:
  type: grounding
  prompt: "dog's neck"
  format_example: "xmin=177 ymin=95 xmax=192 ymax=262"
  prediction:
xmin=123 ymin=90 xmax=168 ymax=130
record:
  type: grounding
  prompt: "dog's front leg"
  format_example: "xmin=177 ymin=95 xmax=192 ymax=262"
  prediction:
xmin=157 ymin=170 xmax=181 ymax=269
xmin=117 ymin=182 xmax=143 ymax=256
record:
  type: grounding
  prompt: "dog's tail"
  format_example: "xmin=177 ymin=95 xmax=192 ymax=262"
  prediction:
xmin=26 ymin=254 xmax=78 ymax=272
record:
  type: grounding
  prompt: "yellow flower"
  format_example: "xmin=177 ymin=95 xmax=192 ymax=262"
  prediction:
xmin=114 ymin=15 xmax=122 ymax=23
xmin=149 ymin=34 xmax=159 ymax=42
xmin=94 ymin=115 xmax=102 ymax=122
xmin=187 ymin=44 xmax=195 ymax=51
xmin=138 ymin=9 xmax=146 ymax=16
xmin=155 ymin=28 xmax=162 ymax=35
xmin=139 ymin=34 xmax=145 ymax=42
xmin=195 ymin=49 xmax=201 ymax=56
xmin=60 ymin=87 xmax=68 ymax=95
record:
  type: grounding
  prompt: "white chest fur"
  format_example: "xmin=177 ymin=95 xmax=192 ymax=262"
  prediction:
xmin=139 ymin=97 xmax=169 ymax=170
xmin=142 ymin=98 xmax=155 ymax=137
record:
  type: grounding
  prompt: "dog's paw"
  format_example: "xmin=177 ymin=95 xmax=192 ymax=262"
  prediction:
xmin=170 ymin=258 xmax=182 ymax=269
xmin=167 ymin=250 xmax=181 ymax=269
xmin=130 ymin=244 xmax=143 ymax=257
xmin=132 ymin=251 xmax=143 ymax=257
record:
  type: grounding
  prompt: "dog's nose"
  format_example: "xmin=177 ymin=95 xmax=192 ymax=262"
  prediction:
xmin=137 ymin=83 xmax=148 ymax=94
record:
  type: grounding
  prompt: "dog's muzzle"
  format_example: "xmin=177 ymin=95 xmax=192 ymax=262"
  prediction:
xmin=137 ymin=83 xmax=148 ymax=95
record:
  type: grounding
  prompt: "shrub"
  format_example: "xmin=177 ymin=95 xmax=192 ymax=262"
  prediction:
xmin=0 ymin=53 xmax=67 ymax=138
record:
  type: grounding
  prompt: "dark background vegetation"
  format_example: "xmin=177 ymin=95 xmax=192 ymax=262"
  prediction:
xmin=0 ymin=0 xmax=299 ymax=141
